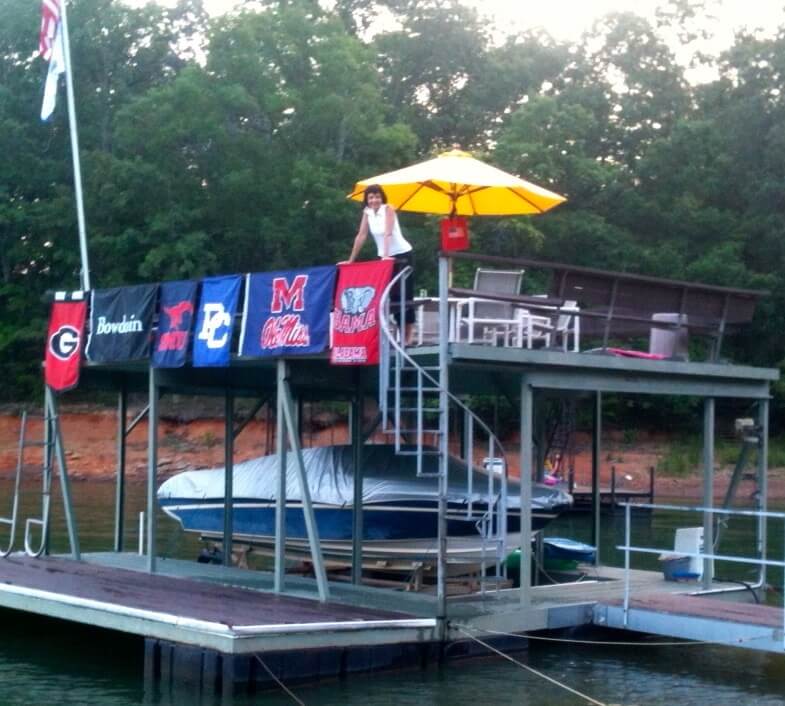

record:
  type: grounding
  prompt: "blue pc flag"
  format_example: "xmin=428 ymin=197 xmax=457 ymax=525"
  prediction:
xmin=193 ymin=275 xmax=242 ymax=367
xmin=152 ymin=280 xmax=197 ymax=368
xmin=239 ymin=266 xmax=336 ymax=358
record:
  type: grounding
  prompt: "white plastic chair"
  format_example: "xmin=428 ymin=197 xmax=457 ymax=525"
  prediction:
xmin=519 ymin=299 xmax=581 ymax=351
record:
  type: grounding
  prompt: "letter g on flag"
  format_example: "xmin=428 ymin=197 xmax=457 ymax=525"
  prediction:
xmin=49 ymin=325 xmax=80 ymax=360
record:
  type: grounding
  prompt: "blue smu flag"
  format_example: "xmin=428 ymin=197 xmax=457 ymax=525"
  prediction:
xmin=152 ymin=280 xmax=197 ymax=368
xmin=239 ymin=266 xmax=336 ymax=357
xmin=193 ymin=275 xmax=242 ymax=367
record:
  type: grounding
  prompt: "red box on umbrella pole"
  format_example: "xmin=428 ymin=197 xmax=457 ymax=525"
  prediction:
xmin=440 ymin=217 xmax=469 ymax=251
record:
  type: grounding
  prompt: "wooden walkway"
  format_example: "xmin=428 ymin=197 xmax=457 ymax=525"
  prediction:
xmin=597 ymin=588 xmax=785 ymax=653
xmin=446 ymin=567 xmax=785 ymax=654
xmin=625 ymin=593 xmax=782 ymax=628
xmin=0 ymin=554 xmax=437 ymax=655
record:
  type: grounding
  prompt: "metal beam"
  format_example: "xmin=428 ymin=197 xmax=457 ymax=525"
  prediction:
xmin=703 ymin=398 xmax=715 ymax=589
xmin=274 ymin=360 xmax=287 ymax=593
xmin=114 ymin=385 xmax=127 ymax=552
xmin=351 ymin=388 xmax=364 ymax=585
xmin=592 ymin=392 xmax=601 ymax=566
xmin=125 ymin=404 xmax=149 ymax=435
xmin=47 ymin=386 xmax=80 ymax=560
xmin=232 ymin=396 xmax=269 ymax=441
xmin=522 ymin=370 xmax=771 ymax=399
xmin=437 ymin=255 xmax=450 ymax=627
xmin=279 ymin=360 xmax=329 ymax=602
xmin=146 ymin=367 xmax=158 ymax=573
xmin=757 ymin=398 xmax=769 ymax=586
xmin=535 ymin=395 xmax=546 ymax=483
xmin=520 ymin=381 xmax=533 ymax=607
xmin=447 ymin=344 xmax=778 ymax=381
xmin=222 ymin=392 xmax=234 ymax=567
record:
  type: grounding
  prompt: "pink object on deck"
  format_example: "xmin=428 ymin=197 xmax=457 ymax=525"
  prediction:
xmin=606 ymin=347 xmax=666 ymax=360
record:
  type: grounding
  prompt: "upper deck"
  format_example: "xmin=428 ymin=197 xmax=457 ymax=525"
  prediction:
xmin=68 ymin=249 xmax=776 ymax=402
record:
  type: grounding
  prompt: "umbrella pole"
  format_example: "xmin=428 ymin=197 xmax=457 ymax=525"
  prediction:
xmin=437 ymin=254 xmax=450 ymax=633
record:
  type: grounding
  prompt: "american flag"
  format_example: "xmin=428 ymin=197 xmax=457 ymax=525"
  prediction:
xmin=39 ymin=0 xmax=61 ymax=61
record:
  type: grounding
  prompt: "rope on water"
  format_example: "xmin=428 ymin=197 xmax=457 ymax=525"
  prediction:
xmin=252 ymin=653 xmax=306 ymax=706
xmin=455 ymin=623 xmax=766 ymax=648
xmin=455 ymin=626 xmax=607 ymax=706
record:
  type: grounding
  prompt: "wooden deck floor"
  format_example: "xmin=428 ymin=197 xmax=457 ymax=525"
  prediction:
xmin=2 ymin=552 xmax=779 ymax=655
xmin=0 ymin=554 xmax=408 ymax=626
xmin=0 ymin=553 xmax=438 ymax=654
xmin=624 ymin=593 xmax=782 ymax=628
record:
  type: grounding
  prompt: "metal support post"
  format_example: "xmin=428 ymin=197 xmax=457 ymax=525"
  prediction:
xmin=59 ymin=0 xmax=91 ymax=291
xmin=47 ymin=386 xmax=80 ymax=559
xmin=42 ymin=401 xmax=53 ymax=555
xmin=114 ymin=385 xmax=127 ymax=552
xmin=437 ymin=255 xmax=450 ymax=628
xmin=592 ymin=391 xmax=602 ymax=565
xmin=702 ymin=397 xmax=715 ymax=589
xmin=351 ymin=387 xmax=364 ymax=584
xmin=223 ymin=392 xmax=234 ymax=567
xmin=535 ymin=399 xmax=546 ymax=483
xmin=280 ymin=362 xmax=329 ymax=601
xmin=623 ymin=502 xmax=631 ymax=626
xmin=146 ymin=367 xmax=158 ymax=572
xmin=274 ymin=360 xmax=288 ymax=593
xmin=757 ymin=397 xmax=769 ymax=586
xmin=520 ymin=381 xmax=533 ymax=607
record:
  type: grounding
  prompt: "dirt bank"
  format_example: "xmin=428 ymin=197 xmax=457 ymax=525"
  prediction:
xmin=0 ymin=410 xmax=781 ymax=501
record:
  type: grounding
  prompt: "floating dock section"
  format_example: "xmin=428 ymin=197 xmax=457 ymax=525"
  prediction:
xmin=3 ymin=251 xmax=782 ymax=694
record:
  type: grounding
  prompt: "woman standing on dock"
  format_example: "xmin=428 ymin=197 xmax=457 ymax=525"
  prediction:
xmin=345 ymin=184 xmax=415 ymax=344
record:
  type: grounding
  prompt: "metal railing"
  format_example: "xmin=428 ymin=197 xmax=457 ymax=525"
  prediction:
xmin=377 ymin=266 xmax=509 ymax=590
xmin=618 ymin=501 xmax=785 ymax=648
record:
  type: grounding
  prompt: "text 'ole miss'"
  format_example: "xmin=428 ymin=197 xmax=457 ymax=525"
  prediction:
xmin=240 ymin=267 xmax=335 ymax=358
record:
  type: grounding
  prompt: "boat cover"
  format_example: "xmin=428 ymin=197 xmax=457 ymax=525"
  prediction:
xmin=157 ymin=444 xmax=572 ymax=511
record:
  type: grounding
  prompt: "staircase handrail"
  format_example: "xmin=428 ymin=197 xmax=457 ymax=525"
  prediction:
xmin=378 ymin=266 xmax=509 ymax=479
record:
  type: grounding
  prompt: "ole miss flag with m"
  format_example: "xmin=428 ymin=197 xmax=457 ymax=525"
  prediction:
xmin=239 ymin=266 xmax=336 ymax=357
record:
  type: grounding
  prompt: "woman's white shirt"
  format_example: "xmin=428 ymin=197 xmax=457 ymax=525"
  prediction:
xmin=364 ymin=204 xmax=413 ymax=257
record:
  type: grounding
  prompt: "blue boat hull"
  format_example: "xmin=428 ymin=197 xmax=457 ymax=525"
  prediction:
xmin=159 ymin=499 xmax=552 ymax=542
xmin=542 ymin=537 xmax=597 ymax=563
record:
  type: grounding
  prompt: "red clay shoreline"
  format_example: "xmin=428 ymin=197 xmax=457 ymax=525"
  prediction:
xmin=1 ymin=410 xmax=782 ymax=501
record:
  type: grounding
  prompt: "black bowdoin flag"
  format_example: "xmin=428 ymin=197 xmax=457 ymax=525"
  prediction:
xmin=85 ymin=284 xmax=158 ymax=363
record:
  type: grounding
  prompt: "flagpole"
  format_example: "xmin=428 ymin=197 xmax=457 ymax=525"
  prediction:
xmin=58 ymin=0 xmax=91 ymax=292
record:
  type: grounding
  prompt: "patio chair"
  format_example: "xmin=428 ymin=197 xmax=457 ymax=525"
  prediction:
xmin=415 ymin=298 xmax=440 ymax=345
xmin=456 ymin=268 xmax=525 ymax=345
xmin=521 ymin=300 xmax=581 ymax=351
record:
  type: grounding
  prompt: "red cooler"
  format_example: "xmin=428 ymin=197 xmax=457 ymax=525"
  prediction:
xmin=440 ymin=217 xmax=469 ymax=251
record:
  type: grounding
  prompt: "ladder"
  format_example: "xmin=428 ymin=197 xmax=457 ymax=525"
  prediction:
xmin=0 ymin=411 xmax=31 ymax=557
xmin=378 ymin=266 xmax=508 ymax=594
xmin=545 ymin=398 xmax=576 ymax=476
xmin=0 ymin=388 xmax=80 ymax=559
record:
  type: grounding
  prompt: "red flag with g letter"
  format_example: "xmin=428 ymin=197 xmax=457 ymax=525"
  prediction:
xmin=45 ymin=298 xmax=87 ymax=392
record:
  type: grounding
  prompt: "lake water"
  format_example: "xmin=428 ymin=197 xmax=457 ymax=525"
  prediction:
xmin=1 ymin=478 xmax=785 ymax=705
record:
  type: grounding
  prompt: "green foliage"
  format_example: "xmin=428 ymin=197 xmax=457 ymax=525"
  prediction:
xmin=2 ymin=0 xmax=785 ymax=427
xmin=659 ymin=435 xmax=785 ymax=476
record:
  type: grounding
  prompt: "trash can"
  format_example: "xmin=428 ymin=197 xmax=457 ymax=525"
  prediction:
xmin=659 ymin=554 xmax=696 ymax=581
xmin=649 ymin=313 xmax=688 ymax=360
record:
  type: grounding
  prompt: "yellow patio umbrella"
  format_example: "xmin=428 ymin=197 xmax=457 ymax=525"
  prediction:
xmin=348 ymin=148 xmax=566 ymax=216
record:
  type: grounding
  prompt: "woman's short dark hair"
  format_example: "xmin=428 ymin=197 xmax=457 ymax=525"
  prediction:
xmin=363 ymin=184 xmax=388 ymax=206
